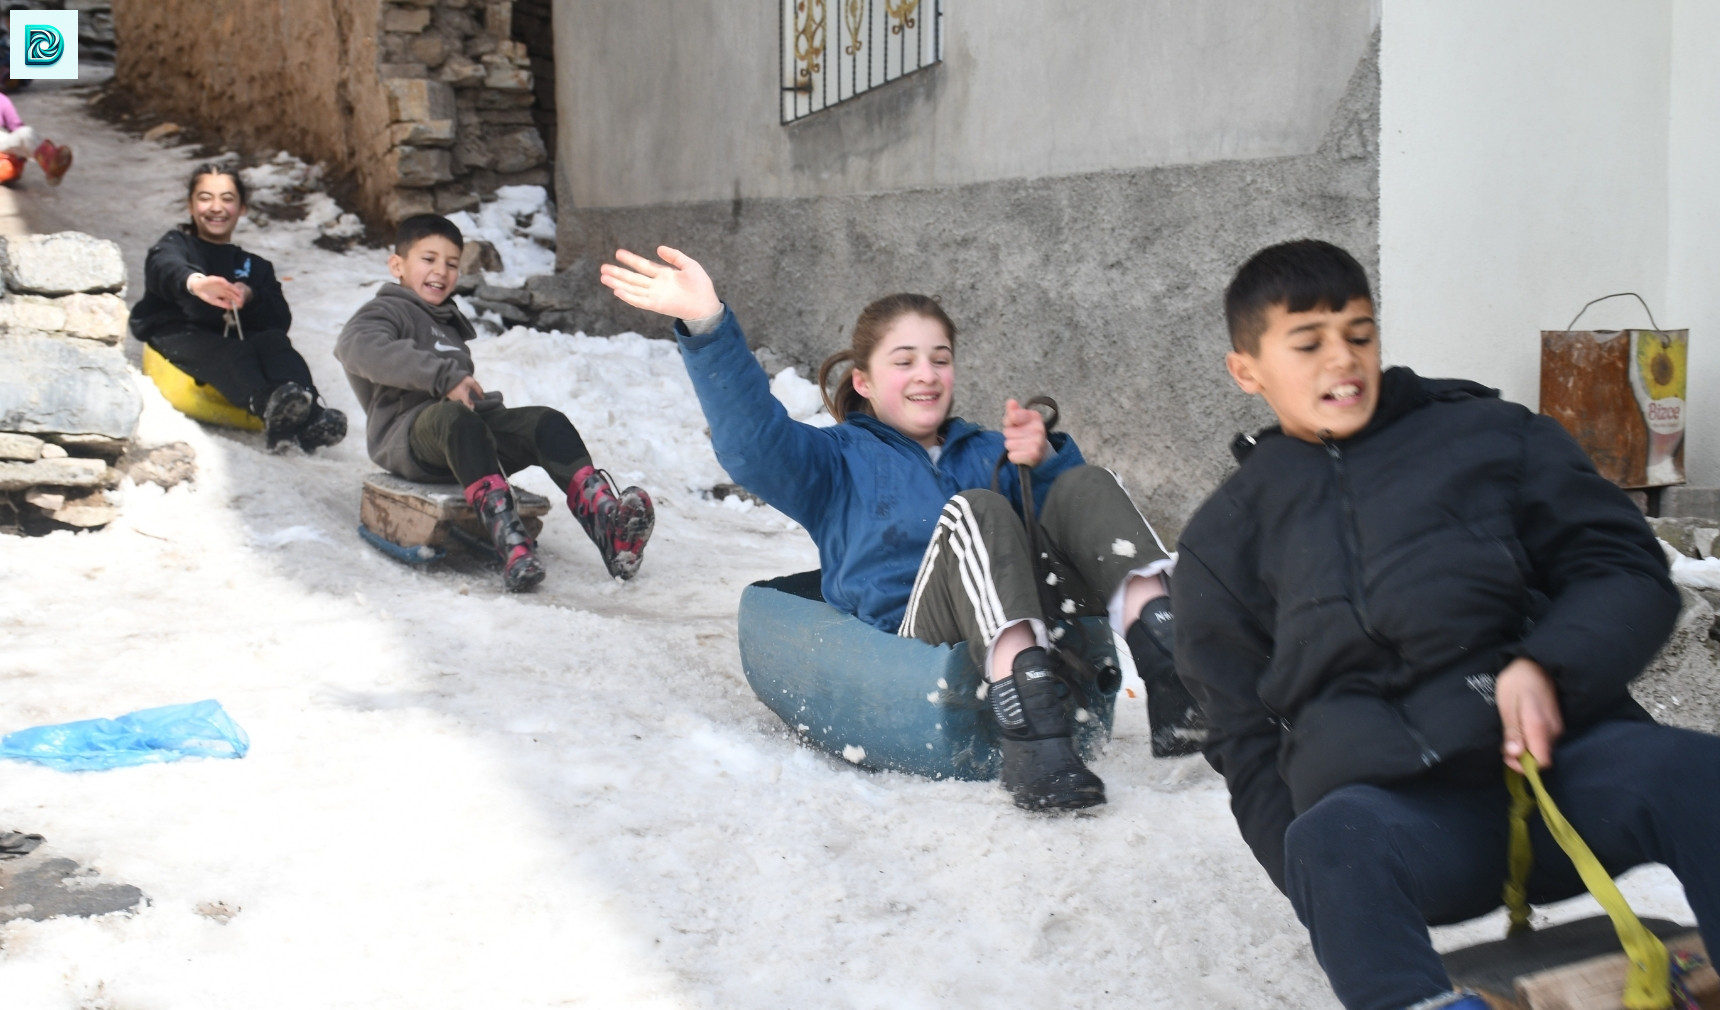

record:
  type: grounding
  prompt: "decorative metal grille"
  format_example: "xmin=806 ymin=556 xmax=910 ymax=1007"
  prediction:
xmin=781 ymin=0 xmax=943 ymax=123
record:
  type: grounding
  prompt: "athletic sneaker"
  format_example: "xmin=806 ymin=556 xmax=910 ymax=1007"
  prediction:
xmin=259 ymin=382 xmax=314 ymax=451
xmin=296 ymin=402 xmax=347 ymax=452
xmin=1126 ymin=597 xmax=1210 ymax=758
xmin=567 ymin=464 xmax=654 ymax=580
xmin=990 ymin=647 xmax=1106 ymax=811
xmin=464 ymin=474 xmax=545 ymax=593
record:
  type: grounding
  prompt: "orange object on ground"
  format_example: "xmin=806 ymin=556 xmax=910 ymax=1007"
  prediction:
xmin=0 ymin=152 xmax=23 ymax=185
xmin=31 ymin=139 xmax=70 ymax=185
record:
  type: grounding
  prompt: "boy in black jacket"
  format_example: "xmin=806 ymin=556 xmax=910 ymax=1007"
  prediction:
xmin=1174 ymin=239 xmax=1719 ymax=1010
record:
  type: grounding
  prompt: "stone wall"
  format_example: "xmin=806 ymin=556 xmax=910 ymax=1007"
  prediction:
xmin=110 ymin=0 xmax=550 ymax=225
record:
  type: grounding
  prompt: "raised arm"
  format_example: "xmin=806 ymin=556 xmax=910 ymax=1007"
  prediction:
xmin=143 ymin=232 xmax=236 ymax=327
xmin=602 ymin=247 xmax=842 ymax=524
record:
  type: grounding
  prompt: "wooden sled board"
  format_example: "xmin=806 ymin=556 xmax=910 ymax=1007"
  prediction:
xmin=738 ymin=570 xmax=1119 ymax=781
xmin=360 ymin=472 xmax=551 ymax=550
xmin=1442 ymin=916 xmax=1716 ymax=1010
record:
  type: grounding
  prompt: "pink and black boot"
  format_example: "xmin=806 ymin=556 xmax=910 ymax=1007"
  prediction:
xmin=568 ymin=465 xmax=654 ymax=580
xmin=464 ymin=474 xmax=546 ymax=592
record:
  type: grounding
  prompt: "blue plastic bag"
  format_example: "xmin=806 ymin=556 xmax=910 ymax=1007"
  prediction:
xmin=0 ymin=699 xmax=250 ymax=771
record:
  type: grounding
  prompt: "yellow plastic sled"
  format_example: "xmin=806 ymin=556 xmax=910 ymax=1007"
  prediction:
xmin=141 ymin=344 xmax=264 ymax=431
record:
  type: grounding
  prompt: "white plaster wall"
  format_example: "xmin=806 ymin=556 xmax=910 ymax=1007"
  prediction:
xmin=1379 ymin=2 xmax=1673 ymax=411
xmin=1668 ymin=0 xmax=1720 ymax=486
xmin=554 ymin=0 xmax=1376 ymax=208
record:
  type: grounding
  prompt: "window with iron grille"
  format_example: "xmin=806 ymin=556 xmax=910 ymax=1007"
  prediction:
xmin=781 ymin=0 xmax=943 ymax=123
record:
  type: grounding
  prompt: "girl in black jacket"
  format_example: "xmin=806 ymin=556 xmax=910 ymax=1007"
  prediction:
xmin=129 ymin=164 xmax=344 ymax=450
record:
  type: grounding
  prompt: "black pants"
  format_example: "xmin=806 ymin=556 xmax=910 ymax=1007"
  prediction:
xmin=408 ymin=400 xmax=592 ymax=492
xmin=1283 ymin=719 xmax=1720 ymax=1010
xmin=898 ymin=465 xmax=1168 ymax=659
xmin=149 ymin=328 xmax=316 ymax=417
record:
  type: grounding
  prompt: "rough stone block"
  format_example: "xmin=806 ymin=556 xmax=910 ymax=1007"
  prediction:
xmin=59 ymin=293 xmax=129 ymax=343
xmin=120 ymin=442 xmax=197 ymax=489
xmin=470 ymin=297 xmax=531 ymax=326
xmin=1664 ymin=486 xmax=1720 ymax=521
xmin=495 ymin=166 xmax=552 ymax=189
xmin=384 ymin=187 xmax=437 ymax=222
xmin=1651 ymin=516 xmax=1720 ymax=559
xmin=490 ymin=127 xmax=547 ymax=174
xmin=385 ymin=77 xmax=456 ymax=125
xmin=0 ymin=294 xmax=66 ymax=333
xmin=0 ymin=233 xmax=125 ymax=296
xmin=460 ymin=240 xmax=503 ymax=276
xmin=1635 ymin=586 xmax=1720 ymax=734
xmin=533 ymin=309 xmax=584 ymax=334
xmin=525 ymin=268 xmax=582 ymax=312
xmin=433 ymin=185 xmax=481 ymax=214
xmin=409 ymin=33 xmax=448 ymax=67
xmin=377 ymin=62 xmax=427 ymax=80
xmin=0 ymin=457 xmax=108 ymax=491
xmin=52 ymin=490 xmax=117 ymax=528
xmin=388 ymin=146 xmax=454 ymax=187
xmin=382 ymin=6 xmax=432 ymax=33
xmin=390 ymin=120 xmax=456 ymax=147
xmin=0 ymin=432 xmax=44 ymax=461
xmin=483 ymin=65 xmax=532 ymax=92
xmin=483 ymin=0 xmax=512 ymax=38
xmin=439 ymin=54 xmax=486 ymax=88
xmin=477 ymin=89 xmax=536 ymax=109
xmin=474 ymin=284 xmax=531 ymax=308
xmin=0 ymin=331 xmax=141 ymax=440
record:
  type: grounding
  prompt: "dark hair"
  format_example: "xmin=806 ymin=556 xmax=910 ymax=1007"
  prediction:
xmin=394 ymin=213 xmax=464 ymax=255
xmin=182 ymin=164 xmax=247 ymax=234
xmin=1224 ymin=240 xmax=1373 ymax=353
xmin=816 ymin=294 xmax=956 ymax=423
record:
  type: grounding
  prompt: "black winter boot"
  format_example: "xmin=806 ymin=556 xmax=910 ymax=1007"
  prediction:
xmin=1126 ymin=597 xmax=1210 ymax=758
xmin=258 ymin=382 xmax=314 ymax=451
xmin=296 ymin=400 xmax=347 ymax=452
xmin=990 ymin=646 xmax=1106 ymax=811
xmin=464 ymin=474 xmax=545 ymax=592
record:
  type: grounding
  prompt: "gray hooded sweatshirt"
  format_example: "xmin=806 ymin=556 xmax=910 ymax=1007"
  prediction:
xmin=334 ymin=283 xmax=497 ymax=482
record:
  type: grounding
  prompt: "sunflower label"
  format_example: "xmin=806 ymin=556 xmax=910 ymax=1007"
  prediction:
xmin=1540 ymin=326 xmax=1688 ymax=489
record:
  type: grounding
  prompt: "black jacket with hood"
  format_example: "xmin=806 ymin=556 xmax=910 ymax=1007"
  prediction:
xmin=1173 ymin=367 xmax=1680 ymax=892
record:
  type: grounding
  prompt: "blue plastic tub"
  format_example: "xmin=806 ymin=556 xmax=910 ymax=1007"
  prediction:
xmin=738 ymin=571 xmax=1120 ymax=780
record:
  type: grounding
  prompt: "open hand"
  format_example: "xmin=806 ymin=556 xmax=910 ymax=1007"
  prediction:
xmin=600 ymin=246 xmax=722 ymax=322
xmin=445 ymin=375 xmax=484 ymax=408
xmin=1497 ymin=656 xmax=1564 ymax=773
xmin=1002 ymin=398 xmax=1050 ymax=466
xmin=189 ymin=274 xmax=249 ymax=310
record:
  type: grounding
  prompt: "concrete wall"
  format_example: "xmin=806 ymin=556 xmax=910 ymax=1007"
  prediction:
xmin=1668 ymin=0 xmax=1720 ymax=487
xmin=1380 ymin=0 xmax=1720 ymax=486
xmin=557 ymin=0 xmax=1377 ymax=207
xmin=112 ymin=0 xmax=395 ymax=221
xmin=552 ymin=2 xmax=1382 ymax=535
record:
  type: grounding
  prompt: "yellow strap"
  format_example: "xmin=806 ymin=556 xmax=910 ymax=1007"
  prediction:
xmin=1503 ymin=753 xmax=1671 ymax=1010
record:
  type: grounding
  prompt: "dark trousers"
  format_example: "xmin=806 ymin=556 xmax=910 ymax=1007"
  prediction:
xmin=1283 ymin=720 xmax=1720 ymax=1010
xmin=898 ymin=465 xmax=1168 ymax=658
xmin=408 ymin=400 xmax=592 ymax=492
xmin=149 ymin=328 xmax=315 ymax=416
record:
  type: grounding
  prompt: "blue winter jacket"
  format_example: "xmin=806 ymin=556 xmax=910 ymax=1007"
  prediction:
xmin=677 ymin=307 xmax=1085 ymax=632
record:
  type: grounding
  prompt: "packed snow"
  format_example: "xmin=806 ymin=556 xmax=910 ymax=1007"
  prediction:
xmin=0 ymin=76 xmax=1699 ymax=1009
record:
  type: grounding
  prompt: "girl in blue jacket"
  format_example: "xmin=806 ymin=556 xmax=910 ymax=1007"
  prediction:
xmin=603 ymin=247 xmax=1202 ymax=810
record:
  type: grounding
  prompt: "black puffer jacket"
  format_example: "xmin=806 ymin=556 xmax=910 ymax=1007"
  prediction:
xmin=1173 ymin=367 xmax=1679 ymax=892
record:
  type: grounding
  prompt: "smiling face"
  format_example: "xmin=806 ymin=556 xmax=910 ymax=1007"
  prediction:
xmin=188 ymin=173 xmax=245 ymax=244
xmin=389 ymin=234 xmax=462 ymax=305
xmin=1226 ymin=296 xmax=1381 ymax=443
xmin=851 ymin=312 xmax=955 ymax=449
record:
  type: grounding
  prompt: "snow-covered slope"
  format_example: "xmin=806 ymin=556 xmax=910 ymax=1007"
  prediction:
xmin=0 ymin=77 xmax=1694 ymax=1010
